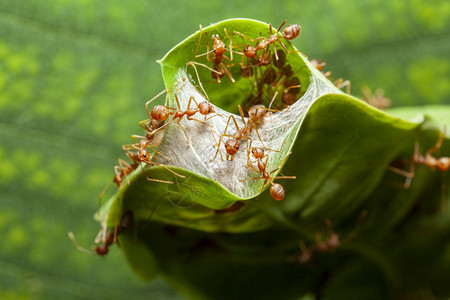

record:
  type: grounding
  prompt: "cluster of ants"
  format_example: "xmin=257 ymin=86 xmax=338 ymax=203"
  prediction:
xmin=70 ymin=20 xmax=304 ymax=256
xmin=78 ymin=21 xmax=448 ymax=257
xmin=105 ymin=19 xmax=304 ymax=205
xmin=190 ymin=20 xmax=303 ymax=111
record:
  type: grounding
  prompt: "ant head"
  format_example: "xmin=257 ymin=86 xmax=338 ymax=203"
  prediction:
xmin=251 ymin=147 xmax=265 ymax=159
xmin=243 ymin=44 xmax=257 ymax=58
xmin=269 ymin=183 xmax=285 ymax=201
xmin=198 ymin=101 xmax=214 ymax=115
xmin=95 ymin=244 xmax=109 ymax=256
xmin=283 ymin=24 xmax=301 ymax=40
xmin=113 ymin=174 xmax=122 ymax=186
xmin=258 ymin=53 xmax=271 ymax=66
xmin=138 ymin=149 xmax=150 ymax=162
xmin=151 ymin=105 xmax=170 ymax=122
xmin=211 ymin=34 xmax=226 ymax=54
xmin=437 ymin=157 xmax=449 ymax=171
xmin=225 ymin=139 xmax=240 ymax=155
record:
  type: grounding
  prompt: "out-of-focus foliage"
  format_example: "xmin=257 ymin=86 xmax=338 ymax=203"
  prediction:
xmin=0 ymin=0 xmax=448 ymax=299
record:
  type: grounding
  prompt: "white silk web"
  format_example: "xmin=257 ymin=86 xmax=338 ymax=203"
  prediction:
xmin=154 ymin=65 xmax=340 ymax=199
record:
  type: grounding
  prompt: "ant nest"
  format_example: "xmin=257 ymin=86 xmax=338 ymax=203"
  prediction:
xmin=155 ymin=67 xmax=339 ymax=199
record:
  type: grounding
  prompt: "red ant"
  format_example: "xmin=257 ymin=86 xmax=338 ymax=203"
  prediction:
xmin=234 ymin=20 xmax=301 ymax=61
xmin=97 ymin=145 xmax=180 ymax=220
xmin=360 ymin=86 xmax=391 ymax=110
xmin=291 ymin=213 xmax=367 ymax=264
xmin=212 ymin=104 xmax=270 ymax=161
xmin=242 ymin=149 xmax=295 ymax=201
xmin=388 ymin=129 xmax=449 ymax=210
xmin=388 ymin=129 xmax=449 ymax=187
xmin=192 ymin=25 xmax=238 ymax=83
xmin=68 ymin=210 xmax=135 ymax=256
xmin=141 ymin=80 xmax=218 ymax=146
xmin=333 ymin=77 xmax=351 ymax=94
xmin=310 ymin=59 xmax=332 ymax=78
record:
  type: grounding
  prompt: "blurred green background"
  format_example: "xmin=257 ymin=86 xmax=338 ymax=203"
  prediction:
xmin=0 ymin=1 xmax=448 ymax=299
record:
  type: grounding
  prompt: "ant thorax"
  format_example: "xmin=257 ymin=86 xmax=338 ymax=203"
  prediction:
xmin=152 ymin=69 xmax=336 ymax=199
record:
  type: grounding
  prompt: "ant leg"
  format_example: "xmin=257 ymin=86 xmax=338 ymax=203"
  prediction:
xmin=224 ymin=28 xmax=234 ymax=61
xmin=143 ymin=80 xmax=180 ymax=117
xmin=186 ymin=116 xmax=212 ymax=127
xmin=277 ymin=20 xmax=287 ymax=33
xmin=273 ymin=43 xmax=279 ymax=61
xmin=268 ymin=151 xmax=293 ymax=176
xmin=210 ymin=129 xmax=224 ymax=161
xmin=220 ymin=62 xmax=236 ymax=83
xmin=137 ymin=119 xmax=153 ymax=131
xmin=233 ymin=31 xmax=264 ymax=43
xmin=129 ymin=135 xmax=170 ymax=161
xmin=205 ymin=113 xmax=222 ymax=121
xmin=68 ymin=232 xmax=95 ymax=255
xmin=268 ymin=90 xmax=279 ymax=110
xmin=250 ymin=123 xmax=265 ymax=148
xmin=144 ymin=89 xmax=167 ymax=119
xmin=195 ymin=28 xmax=214 ymax=60
xmin=176 ymin=120 xmax=190 ymax=146
xmin=334 ymin=78 xmax=351 ymax=94
xmin=139 ymin=164 xmax=177 ymax=184
xmin=98 ymin=180 xmax=113 ymax=217
xmin=188 ymin=61 xmax=224 ymax=78
xmin=386 ymin=162 xmax=415 ymax=188
xmin=277 ymin=40 xmax=299 ymax=55
xmin=187 ymin=62 xmax=209 ymax=101
xmin=426 ymin=128 xmax=446 ymax=157
xmin=118 ymin=159 xmax=132 ymax=185
xmin=387 ymin=141 xmax=418 ymax=188
xmin=212 ymin=114 xmax=240 ymax=161
xmin=195 ymin=24 xmax=203 ymax=57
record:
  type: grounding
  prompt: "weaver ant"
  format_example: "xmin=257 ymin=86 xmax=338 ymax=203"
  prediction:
xmin=360 ymin=86 xmax=391 ymax=110
xmin=141 ymin=80 xmax=218 ymax=146
xmin=290 ymin=213 xmax=367 ymax=264
xmin=310 ymin=59 xmax=332 ymax=78
xmin=388 ymin=129 xmax=449 ymax=210
xmin=192 ymin=25 xmax=238 ymax=83
xmin=213 ymin=104 xmax=271 ymax=161
xmin=241 ymin=149 xmax=295 ymax=201
xmin=68 ymin=210 xmax=135 ymax=256
xmin=234 ymin=20 xmax=301 ymax=61
xmin=333 ymin=77 xmax=351 ymax=94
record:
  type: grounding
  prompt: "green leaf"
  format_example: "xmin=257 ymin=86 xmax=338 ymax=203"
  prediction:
xmin=2 ymin=1 xmax=449 ymax=299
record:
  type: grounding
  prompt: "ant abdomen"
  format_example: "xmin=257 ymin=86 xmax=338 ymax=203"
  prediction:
xmin=283 ymin=24 xmax=301 ymax=40
xmin=151 ymin=105 xmax=170 ymax=122
xmin=270 ymin=183 xmax=285 ymax=201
